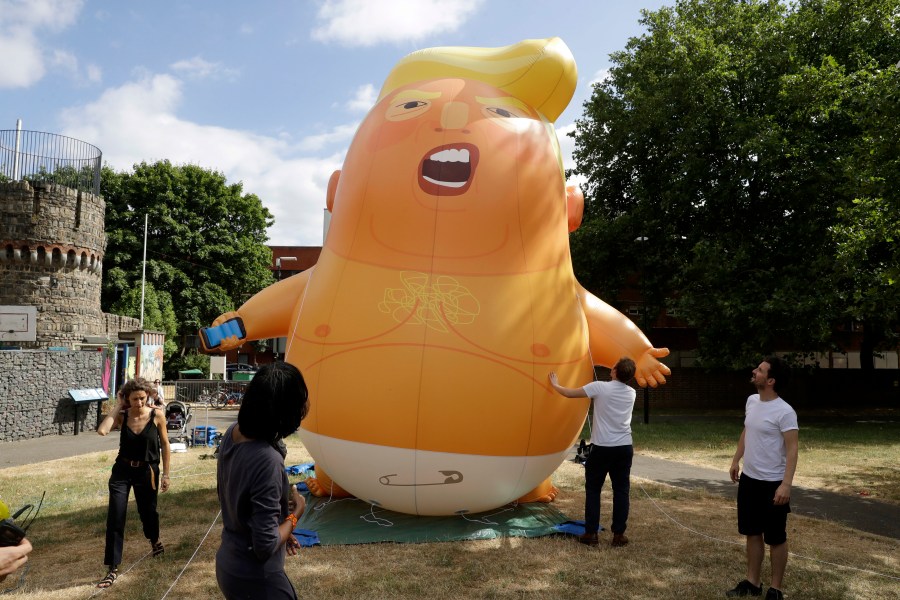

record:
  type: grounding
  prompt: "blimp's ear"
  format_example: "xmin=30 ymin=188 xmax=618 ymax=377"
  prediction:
xmin=326 ymin=170 xmax=341 ymax=213
xmin=566 ymin=183 xmax=584 ymax=232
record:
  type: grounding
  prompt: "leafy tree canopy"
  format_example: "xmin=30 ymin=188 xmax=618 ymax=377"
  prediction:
xmin=108 ymin=282 xmax=179 ymax=361
xmin=571 ymin=0 xmax=900 ymax=368
xmin=101 ymin=161 xmax=276 ymax=375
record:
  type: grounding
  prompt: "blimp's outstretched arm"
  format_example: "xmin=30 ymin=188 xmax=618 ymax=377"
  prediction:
xmin=199 ymin=269 xmax=314 ymax=352
xmin=578 ymin=284 xmax=671 ymax=388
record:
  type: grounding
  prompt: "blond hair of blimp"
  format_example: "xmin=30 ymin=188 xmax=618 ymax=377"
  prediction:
xmin=378 ymin=37 xmax=578 ymax=124
xmin=378 ymin=37 xmax=577 ymax=177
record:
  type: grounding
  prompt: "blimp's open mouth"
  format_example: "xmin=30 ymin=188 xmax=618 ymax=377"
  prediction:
xmin=418 ymin=143 xmax=479 ymax=197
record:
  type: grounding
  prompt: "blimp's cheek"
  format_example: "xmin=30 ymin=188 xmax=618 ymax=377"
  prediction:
xmin=360 ymin=117 xmax=424 ymax=154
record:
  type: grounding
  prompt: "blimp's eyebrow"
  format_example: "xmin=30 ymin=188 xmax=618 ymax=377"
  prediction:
xmin=475 ymin=95 xmax=533 ymax=115
xmin=389 ymin=89 xmax=442 ymax=103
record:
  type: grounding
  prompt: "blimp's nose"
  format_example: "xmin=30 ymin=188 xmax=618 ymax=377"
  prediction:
xmin=440 ymin=102 xmax=470 ymax=130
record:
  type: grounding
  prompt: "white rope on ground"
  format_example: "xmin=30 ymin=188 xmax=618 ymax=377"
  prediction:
xmin=86 ymin=549 xmax=152 ymax=598
xmin=457 ymin=506 xmax=515 ymax=526
xmin=636 ymin=480 xmax=900 ymax=581
xmin=361 ymin=503 xmax=393 ymax=527
xmin=168 ymin=471 xmax=216 ymax=480
xmin=158 ymin=510 xmax=221 ymax=600
xmin=0 ymin=565 xmax=28 ymax=595
xmin=311 ymin=482 xmax=346 ymax=513
xmin=577 ymin=307 xmax=898 ymax=583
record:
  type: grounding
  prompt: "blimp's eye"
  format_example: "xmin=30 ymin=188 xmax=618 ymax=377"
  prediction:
xmin=480 ymin=104 xmax=533 ymax=131
xmin=386 ymin=99 xmax=432 ymax=121
xmin=486 ymin=107 xmax=514 ymax=118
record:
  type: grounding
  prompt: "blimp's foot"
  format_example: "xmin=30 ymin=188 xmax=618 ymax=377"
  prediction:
xmin=516 ymin=478 xmax=559 ymax=504
xmin=306 ymin=467 xmax=353 ymax=499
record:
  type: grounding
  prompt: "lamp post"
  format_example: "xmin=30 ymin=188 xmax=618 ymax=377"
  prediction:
xmin=634 ymin=236 xmax=650 ymax=424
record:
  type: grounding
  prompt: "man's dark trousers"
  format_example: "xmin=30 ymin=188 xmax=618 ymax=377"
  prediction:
xmin=584 ymin=444 xmax=634 ymax=534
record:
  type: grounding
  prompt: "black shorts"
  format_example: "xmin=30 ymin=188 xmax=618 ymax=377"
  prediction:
xmin=737 ymin=473 xmax=790 ymax=545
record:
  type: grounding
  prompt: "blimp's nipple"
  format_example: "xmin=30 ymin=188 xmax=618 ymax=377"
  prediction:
xmin=531 ymin=343 xmax=551 ymax=357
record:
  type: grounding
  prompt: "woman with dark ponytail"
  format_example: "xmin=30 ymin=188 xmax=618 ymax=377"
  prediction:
xmin=215 ymin=362 xmax=309 ymax=599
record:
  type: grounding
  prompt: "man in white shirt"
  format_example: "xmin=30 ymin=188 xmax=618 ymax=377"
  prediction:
xmin=726 ymin=357 xmax=799 ymax=600
xmin=548 ymin=357 xmax=637 ymax=548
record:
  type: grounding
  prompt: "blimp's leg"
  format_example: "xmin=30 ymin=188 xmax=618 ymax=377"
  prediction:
xmin=516 ymin=478 xmax=559 ymax=504
xmin=306 ymin=467 xmax=353 ymax=499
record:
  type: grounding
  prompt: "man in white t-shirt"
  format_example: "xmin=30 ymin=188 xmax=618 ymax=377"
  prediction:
xmin=548 ymin=357 xmax=637 ymax=548
xmin=726 ymin=356 xmax=799 ymax=600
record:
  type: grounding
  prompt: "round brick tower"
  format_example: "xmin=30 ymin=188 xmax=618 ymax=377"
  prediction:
xmin=0 ymin=180 xmax=106 ymax=348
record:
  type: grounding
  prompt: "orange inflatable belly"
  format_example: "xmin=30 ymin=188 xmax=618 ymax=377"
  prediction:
xmin=287 ymin=250 xmax=593 ymax=457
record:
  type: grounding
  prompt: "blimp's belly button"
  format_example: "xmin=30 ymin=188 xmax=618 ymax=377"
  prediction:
xmin=315 ymin=324 xmax=331 ymax=337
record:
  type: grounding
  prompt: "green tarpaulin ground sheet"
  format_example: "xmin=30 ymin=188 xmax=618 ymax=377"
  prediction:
xmin=296 ymin=494 xmax=574 ymax=546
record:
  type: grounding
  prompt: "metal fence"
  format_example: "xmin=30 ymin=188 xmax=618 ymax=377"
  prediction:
xmin=170 ymin=379 xmax=247 ymax=408
xmin=0 ymin=129 xmax=102 ymax=195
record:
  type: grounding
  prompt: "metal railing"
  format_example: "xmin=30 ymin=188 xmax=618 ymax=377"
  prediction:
xmin=172 ymin=379 xmax=247 ymax=408
xmin=0 ymin=129 xmax=102 ymax=195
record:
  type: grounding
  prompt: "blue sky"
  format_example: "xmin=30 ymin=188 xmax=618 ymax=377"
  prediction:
xmin=0 ymin=0 xmax=667 ymax=245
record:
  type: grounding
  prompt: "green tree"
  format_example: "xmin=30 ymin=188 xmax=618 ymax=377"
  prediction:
xmin=571 ymin=0 xmax=900 ymax=368
xmin=831 ymin=65 xmax=900 ymax=367
xmin=101 ymin=161 xmax=275 ymax=374
xmin=108 ymin=282 xmax=179 ymax=361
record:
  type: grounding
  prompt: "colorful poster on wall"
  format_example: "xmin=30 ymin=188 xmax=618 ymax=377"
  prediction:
xmin=141 ymin=342 xmax=164 ymax=382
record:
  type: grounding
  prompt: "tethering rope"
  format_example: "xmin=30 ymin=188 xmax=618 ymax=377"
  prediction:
xmin=635 ymin=480 xmax=900 ymax=581
xmin=64 ymin=290 xmax=900 ymax=594
xmin=158 ymin=510 xmax=221 ymax=600
xmin=86 ymin=549 xmax=152 ymax=599
xmin=577 ymin=297 xmax=898 ymax=582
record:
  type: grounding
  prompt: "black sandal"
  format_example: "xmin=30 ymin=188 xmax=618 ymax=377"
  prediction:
xmin=97 ymin=569 xmax=118 ymax=589
xmin=151 ymin=540 xmax=164 ymax=557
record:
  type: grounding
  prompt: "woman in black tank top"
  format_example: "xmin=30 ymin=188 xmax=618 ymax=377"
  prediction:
xmin=95 ymin=377 xmax=171 ymax=589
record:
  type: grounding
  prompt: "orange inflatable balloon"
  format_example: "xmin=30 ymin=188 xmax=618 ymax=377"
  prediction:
xmin=202 ymin=38 xmax=671 ymax=515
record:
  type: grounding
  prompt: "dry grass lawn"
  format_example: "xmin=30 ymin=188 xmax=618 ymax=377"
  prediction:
xmin=0 ymin=435 xmax=897 ymax=599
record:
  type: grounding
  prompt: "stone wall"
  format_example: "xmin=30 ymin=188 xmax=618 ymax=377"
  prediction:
xmin=103 ymin=313 xmax=141 ymax=337
xmin=0 ymin=180 xmax=106 ymax=349
xmin=0 ymin=349 xmax=105 ymax=441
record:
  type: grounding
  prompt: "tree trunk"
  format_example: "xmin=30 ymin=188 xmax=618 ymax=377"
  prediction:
xmin=859 ymin=320 xmax=884 ymax=371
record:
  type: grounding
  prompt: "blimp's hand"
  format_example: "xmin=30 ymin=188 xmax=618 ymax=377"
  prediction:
xmin=634 ymin=347 xmax=671 ymax=388
xmin=199 ymin=312 xmax=247 ymax=352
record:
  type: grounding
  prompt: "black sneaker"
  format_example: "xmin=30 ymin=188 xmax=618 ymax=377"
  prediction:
xmin=765 ymin=588 xmax=784 ymax=600
xmin=725 ymin=580 xmax=763 ymax=597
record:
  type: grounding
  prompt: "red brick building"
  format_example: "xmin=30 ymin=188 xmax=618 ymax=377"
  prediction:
xmin=221 ymin=245 xmax=321 ymax=367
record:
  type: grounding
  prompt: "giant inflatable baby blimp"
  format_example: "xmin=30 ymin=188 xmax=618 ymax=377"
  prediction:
xmin=201 ymin=38 xmax=671 ymax=516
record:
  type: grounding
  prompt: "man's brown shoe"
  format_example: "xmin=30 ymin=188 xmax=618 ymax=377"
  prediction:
xmin=611 ymin=533 xmax=629 ymax=547
xmin=578 ymin=532 xmax=599 ymax=546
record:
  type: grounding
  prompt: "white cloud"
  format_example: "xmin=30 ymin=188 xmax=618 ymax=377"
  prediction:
xmin=0 ymin=0 xmax=83 ymax=30
xmin=170 ymin=56 xmax=239 ymax=81
xmin=345 ymin=84 xmax=377 ymax=113
xmin=50 ymin=49 xmax=78 ymax=74
xmin=0 ymin=0 xmax=84 ymax=88
xmin=59 ymin=73 xmax=344 ymax=246
xmin=298 ymin=122 xmax=359 ymax=152
xmin=312 ymin=0 xmax=483 ymax=46
xmin=86 ymin=63 xmax=102 ymax=83
xmin=0 ymin=31 xmax=45 ymax=87
xmin=47 ymin=49 xmax=102 ymax=85
xmin=589 ymin=68 xmax=612 ymax=88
